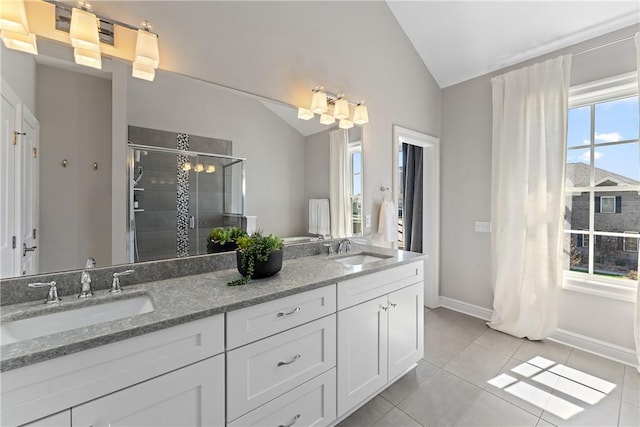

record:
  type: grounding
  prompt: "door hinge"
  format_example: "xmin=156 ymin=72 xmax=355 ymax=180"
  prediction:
xmin=12 ymin=131 xmax=26 ymax=145
xmin=33 ymin=228 xmax=37 ymax=239
xmin=12 ymin=236 xmax=16 ymax=249
xmin=32 ymin=147 xmax=37 ymax=158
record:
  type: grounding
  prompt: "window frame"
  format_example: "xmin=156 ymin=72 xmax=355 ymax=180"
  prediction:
xmin=599 ymin=196 xmax=616 ymax=214
xmin=564 ymin=72 xmax=639 ymax=302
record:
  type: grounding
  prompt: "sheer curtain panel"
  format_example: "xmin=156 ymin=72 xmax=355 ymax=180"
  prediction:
xmin=489 ymin=55 xmax=572 ymax=340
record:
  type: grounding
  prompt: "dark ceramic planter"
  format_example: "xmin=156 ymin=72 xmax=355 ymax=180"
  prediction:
xmin=207 ymin=241 xmax=238 ymax=254
xmin=236 ymin=249 xmax=283 ymax=279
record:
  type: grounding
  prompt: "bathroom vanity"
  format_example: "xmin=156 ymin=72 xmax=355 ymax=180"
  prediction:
xmin=0 ymin=244 xmax=425 ymax=427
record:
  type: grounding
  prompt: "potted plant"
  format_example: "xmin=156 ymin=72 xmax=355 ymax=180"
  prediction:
xmin=206 ymin=226 xmax=247 ymax=253
xmin=228 ymin=232 xmax=284 ymax=286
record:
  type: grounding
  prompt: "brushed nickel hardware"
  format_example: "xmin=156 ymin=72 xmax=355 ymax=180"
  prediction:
xmin=28 ymin=281 xmax=61 ymax=304
xmin=277 ymin=354 xmax=301 ymax=366
xmin=110 ymin=269 xmax=135 ymax=293
xmin=277 ymin=306 xmax=301 ymax=317
xmin=23 ymin=243 xmax=37 ymax=256
xmin=278 ymin=414 xmax=301 ymax=427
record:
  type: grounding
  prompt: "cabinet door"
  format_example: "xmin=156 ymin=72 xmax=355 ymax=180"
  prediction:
xmin=388 ymin=282 xmax=424 ymax=380
xmin=337 ymin=295 xmax=388 ymax=417
xmin=72 ymin=355 xmax=224 ymax=427
xmin=20 ymin=410 xmax=70 ymax=427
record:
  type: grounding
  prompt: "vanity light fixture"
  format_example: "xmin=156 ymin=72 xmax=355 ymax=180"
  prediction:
xmin=297 ymin=107 xmax=314 ymax=120
xmin=195 ymin=163 xmax=204 ymax=173
xmin=0 ymin=0 xmax=38 ymax=54
xmin=132 ymin=20 xmax=160 ymax=81
xmin=182 ymin=161 xmax=192 ymax=171
xmin=298 ymin=86 xmax=369 ymax=126
xmin=74 ymin=46 xmax=101 ymax=69
xmin=69 ymin=2 xmax=100 ymax=52
xmin=206 ymin=165 xmax=216 ymax=173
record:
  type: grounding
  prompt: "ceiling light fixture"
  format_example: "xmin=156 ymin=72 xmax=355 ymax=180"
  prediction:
xmin=0 ymin=0 xmax=38 ymax=54
xmin=298 ymin=86 xmax=369 ymax=126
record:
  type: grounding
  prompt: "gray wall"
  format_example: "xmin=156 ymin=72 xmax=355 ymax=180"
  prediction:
xmin=441 ymin=25 xmax=638 ymax=350
xmin=36 ymin=64 xmax=112 ymax=272
xmin=1 ymin=45 xmax=36 ymax=112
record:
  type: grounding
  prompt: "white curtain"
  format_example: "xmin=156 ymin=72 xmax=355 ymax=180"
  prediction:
xmin=489 ymin=55 xmax=572 ymax=340
xmin=634 ymin=32 xmax=640 ymax=372
xmin=329 ymin=129 xmax=351 ymax=238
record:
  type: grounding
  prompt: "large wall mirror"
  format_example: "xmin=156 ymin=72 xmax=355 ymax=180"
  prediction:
xmin=1 ymin=41 xmax=363 ymax=279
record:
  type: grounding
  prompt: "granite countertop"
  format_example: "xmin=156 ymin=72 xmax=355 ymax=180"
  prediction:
xmin=0 ymin=245 xmax=425 ymax=372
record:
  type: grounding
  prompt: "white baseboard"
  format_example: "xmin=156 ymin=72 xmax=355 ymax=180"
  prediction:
xmin=438 ymin=296 xmax=493 ymax=321
xmin=437 ymin=296 xmax=638 ymax=369
xmin=549 ymin=329 xmax=638 ymax=368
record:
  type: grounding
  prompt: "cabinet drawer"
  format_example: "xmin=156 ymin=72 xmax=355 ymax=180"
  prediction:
xmin=2 ymin=315 xmax=224 ymax=427
xmin=227 ymin=314 xmax=336 ymax=421
xmin=228 ymin=368 xmax=336 ymax=427
xmin=337 ymin=261 xmax=423 ymax=310
xmin=227 ymin=285 xmax=336 ymax=349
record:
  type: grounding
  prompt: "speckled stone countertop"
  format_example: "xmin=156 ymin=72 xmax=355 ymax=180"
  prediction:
xmin=0 ymin=245 xmax=425 ymax=372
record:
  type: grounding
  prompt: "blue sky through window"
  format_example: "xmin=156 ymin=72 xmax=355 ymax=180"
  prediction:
xmin=567 ymin=96 xmax=639 ymax=181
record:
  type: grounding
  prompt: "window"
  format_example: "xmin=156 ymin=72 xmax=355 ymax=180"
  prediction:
xmin=349 ymin=143 xmax=362 ymax=236
xmin=564 ymin=72 xmax=639 ymax=291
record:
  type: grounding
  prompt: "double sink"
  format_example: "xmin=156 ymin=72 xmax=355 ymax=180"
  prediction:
xmin=1 ymin=251 xmax=391 ymax=346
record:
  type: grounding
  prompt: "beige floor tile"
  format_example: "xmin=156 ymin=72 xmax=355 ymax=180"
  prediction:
xmin=474 ymin=328 xmax=525 ymax=357
xmin=398 ymin=370 xmax=482 ymax=427
xmin=372 ymin=407 xmax=423 ymax=427
xmin=513 ymin=340 xmax=572 ymax=365
xmin=337 ymin=395 xmax=393 ymax=427
xmin=381 ymin=360 xmax=440 ymax=405
xmin=424 ymin=331 xmax=473 ymax=367
xmin=445 ymin=343 xmax=510 ymax=389
xmin=619 ymin=401 xmax=640 ymax=427
xmin=445 ymin=314 xmax=490 ymax=342
xmin=454 ymin=391 xmax=539 ymax=426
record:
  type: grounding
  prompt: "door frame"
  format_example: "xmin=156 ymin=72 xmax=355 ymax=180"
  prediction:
xmin=392 ymin=125 xmax=440 ymax=308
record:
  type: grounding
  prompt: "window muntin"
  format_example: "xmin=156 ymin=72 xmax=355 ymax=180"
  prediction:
xmin=565 ymin=91 xmax=639 ymax=285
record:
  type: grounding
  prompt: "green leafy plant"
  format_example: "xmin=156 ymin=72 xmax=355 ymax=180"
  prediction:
xmin=228 ymin=232 xmax=284 ymax=286
xmin=206 ymin=227 xmax=247 ymax=253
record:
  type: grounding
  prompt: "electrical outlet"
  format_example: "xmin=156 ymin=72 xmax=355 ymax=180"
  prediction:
xmin=475 ymin=221 xmax=491 ymax=233
xmin=365 ymin=214 xmax=371 ymax=228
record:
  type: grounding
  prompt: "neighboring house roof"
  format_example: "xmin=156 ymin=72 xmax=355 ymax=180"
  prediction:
xmin=566 ymin=163 xmax=640 ymax=187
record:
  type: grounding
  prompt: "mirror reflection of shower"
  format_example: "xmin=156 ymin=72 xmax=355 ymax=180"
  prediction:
xmin=127 ymin=134 xmax=246 ymax=263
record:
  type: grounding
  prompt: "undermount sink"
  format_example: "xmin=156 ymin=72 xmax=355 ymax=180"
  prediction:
xmin=333 ymin=253 xmax=392 ymax=266
xmin=0 ymin=294 xmax=154 ymax=345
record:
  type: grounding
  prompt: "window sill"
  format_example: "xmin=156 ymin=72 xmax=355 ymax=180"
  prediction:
xmin=562 ymin=272 xmax=637 ymax=303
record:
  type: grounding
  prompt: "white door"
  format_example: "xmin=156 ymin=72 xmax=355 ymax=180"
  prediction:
xmin=337 ymin=296 xmax=388 ymax=417
xmin=388 ymin=283 xmax=424 ymax=380
xmin=19 ymin=106 xmax=39 ymax=276
xmin=0 ymin=81 xmax=20 ymax=278
xmin=72 ymin=355 xmax=225 ymax=427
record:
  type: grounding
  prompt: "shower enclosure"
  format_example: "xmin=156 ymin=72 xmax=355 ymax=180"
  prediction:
xmin=127 ymin=143 xmax=245 ymax=263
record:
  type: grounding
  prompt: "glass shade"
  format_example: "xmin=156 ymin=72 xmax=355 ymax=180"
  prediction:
xmin=339 ymin=119 xmax=354 ymax=129
xmin=195 ymin=163 xmax=204 ymax=172
xmin=1 ymin=30 xmax=37 ymax=54
xmin=333 ymin=98 xmax=350 ymax=120
xmin=320 ymin=114 xmax=335 ymax=125
xmin=297 ymin=107 xmax=314 ymax=120
xmin=310 ymin=90 xmax=328 ymax=114
xmin=70 ymin=8 xmax=100 ymax=52
xmin=135 ymin=29 xmax=160 ymax=69
xmin=0 ymin=0 xmax=29 ymax=34
xmin=132 ymin=61 xmax=156 ymax=81
xmin=74 ymin=47 xmax=102 ymax=69
xmin=206 ymin=165 xmax=216 ymax=173
xmin=353 ymin=104 xmax=369 ymax=125
xmin=182 ymin=161 xmax=192 ymax=171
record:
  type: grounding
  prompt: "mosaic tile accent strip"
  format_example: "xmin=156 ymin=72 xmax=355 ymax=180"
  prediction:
xmin=176 ymin=133 xmax=190 ymax=257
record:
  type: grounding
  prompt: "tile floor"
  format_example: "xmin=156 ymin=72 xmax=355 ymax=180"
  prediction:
xmin=337 ymin=307 xmax=640 ymax=427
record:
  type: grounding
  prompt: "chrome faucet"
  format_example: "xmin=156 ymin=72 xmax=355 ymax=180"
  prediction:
xmin=110 ymin=269 xmax=135 ymax=293
xmin=338 ymin=238 xmax=352 ymax=254
xmin=78 ymin=257 xmax=96 ymax=298
xmin=28 ymin=281 xmax=61 ymax=304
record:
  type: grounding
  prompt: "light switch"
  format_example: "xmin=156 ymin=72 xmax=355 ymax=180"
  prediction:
xmin=365 ymin=214 xmax=371 ymax=228
xmin=475 ymin=221 xmax=491 ymax=233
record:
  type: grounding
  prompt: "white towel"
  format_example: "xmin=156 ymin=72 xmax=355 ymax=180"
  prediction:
xmin=309 ymin=199 xmax=330 ymax=236
xmin=378 ymin=201 xmax=396 ymax=242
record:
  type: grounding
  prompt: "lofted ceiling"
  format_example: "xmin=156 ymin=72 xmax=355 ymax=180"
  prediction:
xmin=386 ymin=0 xmax=640 ymax=88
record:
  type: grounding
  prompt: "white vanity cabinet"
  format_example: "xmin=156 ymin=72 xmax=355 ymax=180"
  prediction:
xmin=72 ymin=355 xmax=225 ymax=427
xmin=3 ymin=315 xmax=225 ymax=427
xmin=336 ymin=262 xmax=424 ymax=417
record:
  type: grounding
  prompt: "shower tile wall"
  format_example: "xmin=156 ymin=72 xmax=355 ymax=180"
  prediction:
xmin=128 ymin=126 xmax=232 ymax=262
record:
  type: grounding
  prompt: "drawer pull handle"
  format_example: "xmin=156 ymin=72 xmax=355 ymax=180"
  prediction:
xmin=277 ymin=306 xmax=301 ymax=317
xmin=279 ymin=414 xmax=301 ymax=427
xmin=277 ymin=354 xmax=301 ymax=366
xmin=389 ymin=302 xmax=397 ymax=308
